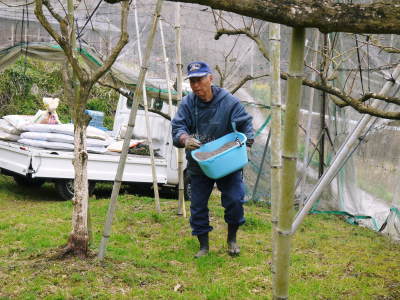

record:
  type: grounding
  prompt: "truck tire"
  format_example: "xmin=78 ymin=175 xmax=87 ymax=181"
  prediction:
xmin=13 ymin=175 xmax=45 ymax=188
xmin=54 ymin=180 xmax=96 ymax=201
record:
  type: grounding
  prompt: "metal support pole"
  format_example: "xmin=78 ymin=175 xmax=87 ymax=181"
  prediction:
xmin=299 ymin=30 xmax=320 ymax=208
xmin=291 ymin=64 xmax=400 ymax=234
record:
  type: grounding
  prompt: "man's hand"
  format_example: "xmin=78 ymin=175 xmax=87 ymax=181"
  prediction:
xmin=184 ymin=137 xmax=201 ymax=150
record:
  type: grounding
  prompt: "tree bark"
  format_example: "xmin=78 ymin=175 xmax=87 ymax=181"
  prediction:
xmin=68 ymin=88 xmax=90 ymax=258
xmin=35 ymin=0 xmax=130 ymax=258
xmin=164 ymin=0 xmax=400 ymax=34
xmin=63 ymin=0 xmax=90 ymax=258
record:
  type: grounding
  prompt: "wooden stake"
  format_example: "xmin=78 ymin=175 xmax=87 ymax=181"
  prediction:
xmin=274 ymin=27 xmax=306 ymax=300
xmin=159 ymin=18 xmax=174 ymax=117
xmin=269 ymin=22 xmax=282 ymax=297
xmin=174 ymin=3 xmax=186 ymax=217
xmin=133 ymin=0 xmax=161 ymax=213
xmin=98 ymin=0 xmax=164 ymax=260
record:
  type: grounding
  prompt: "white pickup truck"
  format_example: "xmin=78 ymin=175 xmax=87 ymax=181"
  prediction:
xmin=0 ymin=95 xmax=189 ymax=200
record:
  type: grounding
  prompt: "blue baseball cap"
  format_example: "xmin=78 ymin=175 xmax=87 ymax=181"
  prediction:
xmin=186 ymin=61 xmax=212 ymax=79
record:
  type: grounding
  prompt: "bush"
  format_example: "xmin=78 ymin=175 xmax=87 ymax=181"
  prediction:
xmin=0 ymin=57 xmax=119 ymax=129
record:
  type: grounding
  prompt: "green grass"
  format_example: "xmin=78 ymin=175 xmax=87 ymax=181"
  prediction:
xmin=0 ymin=174 xmax=399 ymax=299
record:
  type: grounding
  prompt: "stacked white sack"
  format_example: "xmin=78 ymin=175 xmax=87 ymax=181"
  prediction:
xmin=0 ymin=115 xmax=35 ymax=141
xmin=18 ymin=123 xmax=113 ymax=153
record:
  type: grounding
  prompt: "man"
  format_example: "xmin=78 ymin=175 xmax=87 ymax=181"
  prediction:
xmin=171 ymin=61 xmax=254 ymax=258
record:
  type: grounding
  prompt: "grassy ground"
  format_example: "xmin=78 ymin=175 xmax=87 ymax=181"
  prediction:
xmin=0 ymin=174 xmax=399 ymax=299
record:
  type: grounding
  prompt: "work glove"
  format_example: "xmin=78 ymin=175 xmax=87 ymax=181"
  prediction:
xmin=184 ymin=136 xmax=201 ymax=150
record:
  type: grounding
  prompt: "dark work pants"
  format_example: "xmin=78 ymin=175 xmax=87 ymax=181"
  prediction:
xmin=189 ymin=170 xmax=246 ymax=236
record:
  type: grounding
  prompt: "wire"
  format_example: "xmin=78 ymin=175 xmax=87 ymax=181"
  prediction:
xmin=20 ymin=4 xmax=24 ymax=44
xmin=77 ymin=0 xmax=103 ymax=39
xmin=366 ymin=35 xmax=371 ymax=93
xmin=354 ymin=34 xmax=365 ymax=94
xmin=56 ymin=0 xmax=67 ymax=19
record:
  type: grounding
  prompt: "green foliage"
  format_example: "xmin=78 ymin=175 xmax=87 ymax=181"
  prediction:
xmin=0 ymin=174 xmax=399 ymax=299
xmin=86 ymin=86 xmax=119 ymax=130
xmin=0 ymin=57 xmax=119 ymax=129
xmin=0 ymin=57 xmax=62 ymax=117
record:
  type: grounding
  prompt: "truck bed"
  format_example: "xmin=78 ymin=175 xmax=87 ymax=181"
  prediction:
xmin=0 ymin=140 xmax=169 ymax=184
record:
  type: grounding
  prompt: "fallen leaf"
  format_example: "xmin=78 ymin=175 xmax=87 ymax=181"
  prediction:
xmin=174 ymin=283 xmax=183 ymax=292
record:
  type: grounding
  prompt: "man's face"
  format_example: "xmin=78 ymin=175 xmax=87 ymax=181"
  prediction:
xmin=189 ymin=74 xmax=213 ymax=100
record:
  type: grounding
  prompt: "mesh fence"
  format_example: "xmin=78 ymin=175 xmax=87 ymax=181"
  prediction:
xmin=0 ymin=1 xmax=398 ymax=240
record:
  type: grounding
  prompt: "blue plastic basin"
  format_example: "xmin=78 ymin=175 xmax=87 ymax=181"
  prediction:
xmin=85 ymin=110 xmax=107 ymax=131
xmin=191 ymin=132 xmax=248 ymax=179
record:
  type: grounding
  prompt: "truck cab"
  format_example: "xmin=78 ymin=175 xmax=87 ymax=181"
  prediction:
xmin=112 ymin=93 xmax=181 ymax=187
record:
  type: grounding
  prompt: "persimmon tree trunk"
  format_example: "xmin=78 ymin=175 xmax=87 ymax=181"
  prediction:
xmin=35 ymin=0 xmax=129 ymax=258
xmin=64 ymin=85 xmax=90 ymax=257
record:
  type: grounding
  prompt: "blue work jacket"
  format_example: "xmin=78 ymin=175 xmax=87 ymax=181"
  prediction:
xmin=171 ymin=86 xmax=254 ymax=175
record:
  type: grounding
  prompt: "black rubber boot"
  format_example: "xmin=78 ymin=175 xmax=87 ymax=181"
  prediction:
xmin=227 ymin=224 xmax=240 ymax=256
xmin=194 ymin=233 xmax=209 ymax=258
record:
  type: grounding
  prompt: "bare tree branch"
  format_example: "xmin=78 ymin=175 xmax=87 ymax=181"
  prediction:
xmin=164 ymin=0 xmax=400 ymax=34
xmin=214 ymin=18 xmax=400 ymax=119
xmin=99 ymin=81 xmax=172 ymax=121
xmin=35 ymin=0 xmax=84 ymax=82
xmin=215 ymin=64 xmax=225 ymax=87
xmin=215 ymin=28 xmax=270 ymax=61
xmin=91 ymin=1 xmax=129 ymax=85
xmin=368 ymin=41 xmax=400 ymax=54
xmin=43 ymin=0 xmax=66 ymax=24
xmin=104 ymin=0 xmax=400 ymax=34
xmin=230 ymin=73 xmax=269 ymax=94
xmin=34 ymin=1 xmax=64 ymax=45
xmin=359 ymin=92 xmax=400 ymax=105
xmin=279 ymin=71 xmax=400 ymax=119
